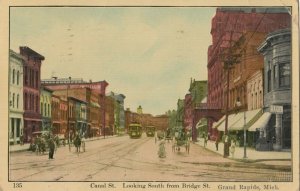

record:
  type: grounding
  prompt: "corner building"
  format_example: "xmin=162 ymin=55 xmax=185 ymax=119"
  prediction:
xmin=258 ymin=28 xmax=291 ymax=150
xmin=207 ymin=8 xmax=291 ymax=139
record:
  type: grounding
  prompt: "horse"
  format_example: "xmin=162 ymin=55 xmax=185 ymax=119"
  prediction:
xmin=73 ymin=135 xmax=81 ymax=153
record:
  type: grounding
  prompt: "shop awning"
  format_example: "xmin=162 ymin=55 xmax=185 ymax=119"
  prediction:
xmin=212 ymin=115 xmax=225 ymax=129
xmin=230 ymin=109 xmax=262 ymax=131
xmin=248 ymin=112 xmax=272 ymax=132
xmin=217 ymin=109 xmax=262 ymax=131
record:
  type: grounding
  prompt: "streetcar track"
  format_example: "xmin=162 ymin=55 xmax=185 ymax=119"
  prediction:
xmin=14 ymin=136 xmax=150 ymax=181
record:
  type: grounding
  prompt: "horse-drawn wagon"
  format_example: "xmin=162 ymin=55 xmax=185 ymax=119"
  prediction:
xmin=172 ymin=129 xmax=190 ymax=153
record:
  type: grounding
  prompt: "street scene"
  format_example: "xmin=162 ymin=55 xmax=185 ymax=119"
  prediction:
xmin=8 ymin=6 xmax=295 ymax=184
xmin=10 ymin=134 xmax=291 ymax=181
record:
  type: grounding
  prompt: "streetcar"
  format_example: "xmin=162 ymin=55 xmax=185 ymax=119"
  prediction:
xmin=145 ymin=126 xmax=156 ymax=137
xmin=128 ymin=123 xmax=143 ymax=139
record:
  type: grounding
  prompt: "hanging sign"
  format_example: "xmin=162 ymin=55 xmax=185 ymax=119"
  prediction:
xmin=270 ymin=105 xmax=283 ymax=114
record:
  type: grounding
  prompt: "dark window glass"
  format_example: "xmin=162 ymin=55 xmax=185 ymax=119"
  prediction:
xmin=279 ymin=63 xmax=290 ymax=87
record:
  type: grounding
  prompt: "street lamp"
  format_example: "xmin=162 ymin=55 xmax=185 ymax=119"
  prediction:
xmin=67 ymin=77 xmax=71 ymax=152
xmin=236 ymin=97 xmax=247 ymax=159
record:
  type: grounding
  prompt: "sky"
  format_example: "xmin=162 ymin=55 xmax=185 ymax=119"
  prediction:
xmin=10 ymin=7 xmax=216 ymax=116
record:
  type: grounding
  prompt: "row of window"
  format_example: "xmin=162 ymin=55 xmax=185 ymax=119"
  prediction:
xmin=24 ymin=66 xmax=39 ymax=89
xmin=10 ymin=93 xmax=20 ymax=109
xmin=24 ymin=93 xmax=39 ymax=113
xmin=266 ymin=62 xmax=290 ymax=92
xmin=11 ymin=69 xmax=21 ymax=85
xmin=40 ymin=102 xmax=51 ymax=117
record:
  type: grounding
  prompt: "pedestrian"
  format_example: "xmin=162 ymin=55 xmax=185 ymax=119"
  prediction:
xmin=215 ymin=139 xmax=219 ymax=151
xmin=204 ymin=135 xmax=208 ymax=148
xmin=48 ymin=138 xmax=55 ymax=159
xmin=158 ymin=140 xmax=166 ymax=158
xmin=230 ymin=143 xmax=235 ymax=158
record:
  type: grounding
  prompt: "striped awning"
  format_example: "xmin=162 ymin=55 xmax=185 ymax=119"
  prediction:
xmin=248 ymin=112 xmax=272 ymax=132
xmin=217 ymin=109 xmax=262 ymax=131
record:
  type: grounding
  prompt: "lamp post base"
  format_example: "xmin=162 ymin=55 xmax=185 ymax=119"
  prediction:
xmin=223 ymin=142 xmax=230 ymax=158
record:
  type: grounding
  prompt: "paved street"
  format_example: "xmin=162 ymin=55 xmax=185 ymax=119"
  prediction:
xmin=9 ymin=135 xmax=291 ymax=181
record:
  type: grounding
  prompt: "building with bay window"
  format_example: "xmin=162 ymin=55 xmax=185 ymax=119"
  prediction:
xmin=258 ymin=28 xmax=291 ymax=150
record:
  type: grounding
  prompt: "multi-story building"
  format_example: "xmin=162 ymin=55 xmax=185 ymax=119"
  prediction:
xmin=176 ymin=99 xmax=184 ymax=128
xmin=42 ymin=78 xmax=107 ymax=137
xmin=40 ymin=86 xmax=53 ymax=131
xmin=105 ymin=95 xmax=115 ymax=136
xmin=108 ymin=92 xmax=126 ymax=134
xmin=207 ymin=8 xmax=291 ymax=140
xmin=51 ymin=95 xmax=63 ymax=135
xmin=258 ymin=28 xmax=291 ymax=150
xmin=20 ymin=47 xmax=45 ymax=143
xmin=73 ymin=97 xmax=87 ymax=136
xmin=247 ymin=70 xmax=264 ymax=111
xmin=183 ymin=93 xmax=193 ymax=131
xmin=9 ymin=50 xmax=24 ymax=145
xmin=152 ymin=115 xmax=169 ymax=131
xmin=189 ymin=79 xmax=207 ymax=141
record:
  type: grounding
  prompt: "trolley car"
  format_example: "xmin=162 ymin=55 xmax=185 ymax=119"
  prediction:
xmin=128 ymin=123 xmax=143 ymax=139
xmin=146 ymin=126 xmax=155 ymax=137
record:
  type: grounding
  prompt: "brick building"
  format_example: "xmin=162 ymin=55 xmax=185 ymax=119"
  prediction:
xmin=207 ymin=8 xmax=291 ymax=139
xmin=21 ymin=47 xmax=45 ymax=143
xmin=42 ymin=79 xmax=107 ymax=137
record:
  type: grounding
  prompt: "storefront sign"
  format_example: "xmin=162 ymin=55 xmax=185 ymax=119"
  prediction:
xmin=270 ymin=105 xmax=283 ymax=114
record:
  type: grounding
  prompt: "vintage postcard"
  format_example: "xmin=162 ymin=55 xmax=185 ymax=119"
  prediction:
xmin=0 ymin=0 xmax=299 ymax=191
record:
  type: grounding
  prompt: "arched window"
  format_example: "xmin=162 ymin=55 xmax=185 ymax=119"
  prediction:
xmin=12 ymin=69 xmax=15 ymax=84
xmin=48 ymin=104 xmax=50 ymax=117
xmin=44 ymin=103 xmax=47 ymax=116
xmin=17 ymin=71 xmax=20 ymax=85
xmin=17 ymin=94 xmax=19 ymax=108
xmin=12 ymin=93 xmax=15 ymax=108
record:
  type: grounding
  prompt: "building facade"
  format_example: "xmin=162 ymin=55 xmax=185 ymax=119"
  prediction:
xmin=9 ymin=50 xmax=24 ymax=145
xmin=258 ymin=28 xmax=291 ymax=150
xmin=20 ymin=47 xmax=45 ymax=143
xmin=176 ymin=99 xmax=184 ymax=128
xmin=189 ymin=79 xmax=207 ymax=141
xmin=183 ymin=93 xmax=193 ymax=131
xmin=40 ymin=86 xmax=53 ymax=131
xmin=207 ymin=8 xmax=291 ymax=139
xmin=42 ymin=79 xmax=108 ymax=137
xmin=247 ymin=70 xmax=264 ymax=111
xmin=109 ymin=92 xmax=126 ymax=134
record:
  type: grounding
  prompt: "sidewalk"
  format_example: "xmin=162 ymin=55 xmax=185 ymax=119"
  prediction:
xmin=195 ymin=138 xmax=291 ymax=164
xmin=9 ymin=135 xmax=119 ymax=153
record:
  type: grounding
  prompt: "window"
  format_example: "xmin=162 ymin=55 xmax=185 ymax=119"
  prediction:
xmin=41 ymin=103 xmax=43 ymax=115
xmin=36 ymin=71 xmax=39 ymax=88
xmin=17 ymin=71 xmax=19 ymax=85
xmin=12 ymin=69 xmax=15 ymax=84
xmin=44 ymin=103 xmax=47 ymax=116
xmin=36 ymin=95 xmax=38 ymax=113
xmin=24 ymin=67 xmax=28 ymax=85
xmin=25 ymin=93 xmax=28 ymax=110
xmin=17 ymin=94 xmax=19 ymax=108
xmin=267 ymin=69 xmax=271 ymax=92
xmin=48 ymin=104 xmax=50 ymax=117
xmin=12 ymin=93 xmax=15 ymax=108
xmin=279 ymin=63 xmax=290 ymax=87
